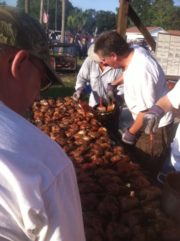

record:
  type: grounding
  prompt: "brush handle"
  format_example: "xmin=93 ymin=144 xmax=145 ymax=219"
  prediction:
xmin=99 ymin=97 xmax=103 ymax=107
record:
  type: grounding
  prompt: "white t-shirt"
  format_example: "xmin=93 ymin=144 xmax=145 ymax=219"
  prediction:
xmin=76 ymin=57 xmax=122 ymax=107
xmin=167 ymin=80 xmax=180 ymax=170
xmin=123 ymin=47 xmax=173 ymax=127
xmin=0 ymin=102 xmax=85 ymax=241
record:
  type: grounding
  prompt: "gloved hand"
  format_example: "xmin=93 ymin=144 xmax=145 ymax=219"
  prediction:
xmin=122 ymin=128 xmax=136 ymax=145
xmin=107 ymin=84 xmax=116 ymax=102
xmin=72 ymin=88 xmax=83 ymax=101
xmin=143 ymin=105 xmax=165 ymax=134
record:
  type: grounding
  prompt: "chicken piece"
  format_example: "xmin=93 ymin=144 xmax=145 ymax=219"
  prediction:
xmin=111 ymin=155 xmax=122 ymax=163
xmin=79 ymin=181 xmax=102 ymax=194
xmin=106 ymin=222 xmax=131 ymax=241
xmin=161 ymin=228 xmax=180 ymax=241
xmin=142 ymin=200 xmax=160 ymax=218
xmin=97 ymin=195 xmax=119 ymax=218
xmin=119 ymin=196 xmax=140 ymax=212
xmin=84 ymin=227 xmax=94 ymax=241
xmin=131 ymin=175 xmax=151 ymax=189
xmin=113 ymin=145 xmax=124 ymax=154
xmin=145 ymin=226 xmax=159 ymax=241
xmin=94 ymin=168 xmax=117 ymax=177
xmin=139 ymin=186 xmax=162 ymax=203
xmin=107 ymin=103 xmax=115 ymax=112
xmin=77 ymin=172 xmax=92 ymax=183
xmin=98 ymin=175 xmax=114 ymax=186
xmin=121 ymin=209 xmax=143 ymax=228
xmin=106 ymin=183 xmax=123 ymax=195
xmin=81 ymin=193 xmax=99 ymax=211
xmin=97 ymin=105 xmax=106 ymax=112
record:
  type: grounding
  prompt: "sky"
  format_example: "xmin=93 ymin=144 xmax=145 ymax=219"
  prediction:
xmin=3 ymin=0 xmax=180 ymax=12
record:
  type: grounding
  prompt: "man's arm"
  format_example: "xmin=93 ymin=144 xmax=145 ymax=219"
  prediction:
xmin=121 ymin=111 xmax=146 ymax=145
xmin=73 ymin=58 xmax=91 ymax=101
xmin=129 ymin=111 xmax=147 ymax=135
xmin=128 ymin=96 xmax=171 ymax=135
xmin=125 ymin=93 xmax=173 ymax=134
xmin=75 ymin=57 xmax=91 ymax=90
xmin=111 ymin=74 xmax=123 ymax=86
xmin=155 ymin=95 xmax=173 ymax=112
xmin=121 ymin=95 xmax=172 ymax=144
xmin=128 ymin=94 xmax=173 ymax=135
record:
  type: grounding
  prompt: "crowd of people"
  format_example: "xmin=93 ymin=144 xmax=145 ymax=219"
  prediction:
xmin=0 ymin=5 xmax=179 ymax=241
xmin=49 ymin=30 xmax=95 ymax=59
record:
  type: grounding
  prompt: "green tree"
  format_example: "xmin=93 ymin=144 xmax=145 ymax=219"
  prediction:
xmin=130 ymin=0 xmax=153 ymax=25
xmin=17 ymin=0 xmax=74 ymax=30
xmin=169 ymin=6 xmax=180 ymax=30
xmin=0 ymin=0 xmax=6 ymax=5
xmin=16 ymin=0 xmax=180 ymax=34
xmin=149 ymin=0 xmax=175 ymax=29
xmin=96 ymin=11 xmax=116 ymax=33
xmin=129 ymin=0 xmax=178 ymax=30
xmin=83 ymin=9 xmax=96 ymax=34
xmin=17 ymin=0 xmax=40 ymax=19
xmin=67 ymin=8 xmax=116 ymax=34
xmin=66 ymin=7 xmax=84 ymax=33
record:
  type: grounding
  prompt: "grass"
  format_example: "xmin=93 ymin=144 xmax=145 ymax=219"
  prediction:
xmin=41 ymin=72 xmax=76 ymax=98
xmin=41 ymin=58 xmax=84 ymax=99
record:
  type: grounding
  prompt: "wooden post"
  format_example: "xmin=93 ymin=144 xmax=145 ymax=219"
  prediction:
xmin=24 ymin=0 xmax=30 ymax=14
xmin=117 ymin=0 xmax=129 ymax=38
xmin=117 ymin=1 xmax=156 ymax=51
xmin=128 ymin=5 xmax=156 ymax=51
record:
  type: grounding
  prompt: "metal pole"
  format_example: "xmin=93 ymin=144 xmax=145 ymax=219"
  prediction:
xmin=24 ymin=0 xmax=30 ymax=14
xmin=55 ymin=0 xmax=58 ymax=30
xmin=46 ymin=0 xmax=49 ymax=31
xmin=61 ymin=0 xmax=66 ymax=43
xmin=40 ymin=0 xmax=44 ymax=24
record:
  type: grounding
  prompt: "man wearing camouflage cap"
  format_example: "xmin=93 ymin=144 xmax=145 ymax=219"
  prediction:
xmin=0 ymin=6 xmax=85 ymax=241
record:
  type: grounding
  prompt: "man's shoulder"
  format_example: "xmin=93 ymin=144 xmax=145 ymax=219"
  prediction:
xmin=0 ymin=102 xmax=72 ymax=176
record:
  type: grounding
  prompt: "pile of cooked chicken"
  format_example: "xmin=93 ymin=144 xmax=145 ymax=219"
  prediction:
xmin=31 ymin=97 xmax=180 ymax=241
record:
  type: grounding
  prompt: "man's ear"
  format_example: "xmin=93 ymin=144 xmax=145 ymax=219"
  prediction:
xmin=111 ymin=52 xmax=118 ymax=60
xmin=11 ymin=50 xmax=30 ymax=79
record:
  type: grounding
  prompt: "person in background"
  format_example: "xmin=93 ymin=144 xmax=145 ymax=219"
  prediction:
xmin=143 ymin=80 xmax=180 ymax=175
xmin=73 ymin=44 xmax=123 ymax=107
xmin=94 ymin=31 xmax=173 ymax=177
xmin=0 ymin=6 xmax=85 ymax=241
xmin=73 ymin=43 xmax=123 ymax=134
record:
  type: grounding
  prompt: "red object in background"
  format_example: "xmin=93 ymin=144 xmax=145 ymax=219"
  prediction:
xmin=167 ymin=80 xmax=176 ymax=90
xmin=50 ymin=56 xmax=56 ymax=70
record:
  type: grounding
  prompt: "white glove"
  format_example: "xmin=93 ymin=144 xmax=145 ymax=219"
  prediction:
xmin=72 ymin=89 xmax=82 ymax=101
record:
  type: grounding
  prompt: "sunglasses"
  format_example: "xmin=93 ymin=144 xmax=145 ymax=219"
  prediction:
xmin=29 ymin=55 xmax=53 ymax=92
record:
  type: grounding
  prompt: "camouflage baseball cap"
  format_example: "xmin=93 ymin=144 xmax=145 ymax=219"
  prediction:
xmin=0 ymin=6 xmax=63 ymax=90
